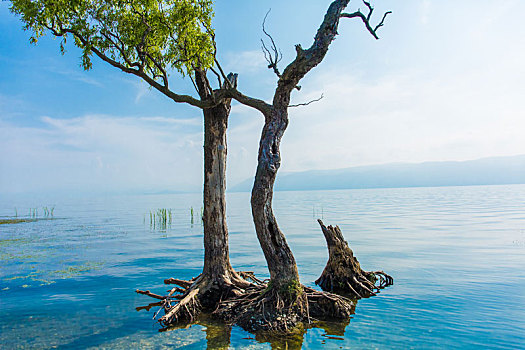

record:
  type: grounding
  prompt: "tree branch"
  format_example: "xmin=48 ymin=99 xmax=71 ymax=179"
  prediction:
xmin=214 ymin=58 xmax=231 ymax=88
xmin=54 ymin=27 xmax=209 ymax=109
xmin=224 ymin=88 xmax=272 ymax=115
xmin=289 ymin=93 xmax=324 ymax=108
xmin=261 ymin=9 xmax=282 ymax=78
xmin=340 ymin=0 xmax=391 ymax=40
xmin=272 ymin=0 xmax=390 ymax=105
xmin=209 ymin=67 xmax=222 ymax=88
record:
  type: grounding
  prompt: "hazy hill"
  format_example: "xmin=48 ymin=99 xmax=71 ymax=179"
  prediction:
xmin=230 ymin=155 xmax=525 ymax=192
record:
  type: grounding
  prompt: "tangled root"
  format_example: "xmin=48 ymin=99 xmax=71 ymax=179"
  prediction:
xmin=214 ymin=282 xmax=354 ymax=334
xmin=136 ymin=271 xmax=256 ymax=327
xmin=316 ymin=220 xmax=393 ymax=298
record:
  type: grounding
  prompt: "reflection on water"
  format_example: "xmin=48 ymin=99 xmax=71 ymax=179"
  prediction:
xmin=1 ymin=185 xmax=524 ymax=349
xmin=152 ymin=313 xmax=353 ymax=350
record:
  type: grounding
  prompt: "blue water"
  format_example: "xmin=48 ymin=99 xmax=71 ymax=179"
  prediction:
xmin=1 ymin=185 xmax=524 ymax=349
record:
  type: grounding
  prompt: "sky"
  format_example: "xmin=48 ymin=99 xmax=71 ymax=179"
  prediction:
xmin=1 ymin=0 xmax=525 ymax=195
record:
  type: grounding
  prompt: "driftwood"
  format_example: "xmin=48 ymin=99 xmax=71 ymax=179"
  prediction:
xmin=315 ymin=220 xmax=393 ymax=298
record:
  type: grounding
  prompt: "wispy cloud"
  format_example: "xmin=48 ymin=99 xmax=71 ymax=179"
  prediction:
xmin=0 ymin=114 xmax=204 ymax=194
xmin=45 ymin=66 xmax=103 ymax=87
xmin=224 ymin=50 xmax=267 ymax=74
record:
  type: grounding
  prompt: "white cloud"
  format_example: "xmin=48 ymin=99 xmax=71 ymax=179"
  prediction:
xmin=224 ymin=50 xmax=267 ymax=74
xmin=279 ymin=64 xmax=525 ymax=173
xmin=3 ymin=0 xmax=525 ymax=194
xmin=0 ymin=114 xmax=204 ymax=194
xmin=46 ymin=66 xmax=103 ymax=87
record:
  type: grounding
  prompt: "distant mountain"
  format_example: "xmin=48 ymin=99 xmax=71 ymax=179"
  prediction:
xmin=230 ymin=155 xmax=525 ymax=192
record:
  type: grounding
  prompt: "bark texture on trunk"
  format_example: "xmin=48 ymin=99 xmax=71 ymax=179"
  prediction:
xmin=139 ymin=71 xmax=252 ymax=326
xmin=212 ymin=0 xmax=393 ymax=332
xmin=250 ymin=0 xmax=351 ymax=288
xmin=251 ymin=106 xmax=299 ymax=287
xmin=202 ymin=99 xmax=234 ymax=281
xmin=195 ymin=69 xmax=249 ymax=294
xmin=315 ymin=220 xmax=393 ymax=297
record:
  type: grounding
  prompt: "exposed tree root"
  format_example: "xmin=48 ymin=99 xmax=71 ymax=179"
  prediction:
xmin=214 ymin=282 xmax=354 ymax=334
xmin=315 ymin=219 xmax=393 ymax=298
xmin=136 ymin=270 xmax=256 ymax=328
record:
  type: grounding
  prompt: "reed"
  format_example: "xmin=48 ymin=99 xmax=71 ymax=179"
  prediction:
xmin=147 ymin=208 xmax=174 ymax=230
xmin=40 ymin=206 xmax=55 ymax=218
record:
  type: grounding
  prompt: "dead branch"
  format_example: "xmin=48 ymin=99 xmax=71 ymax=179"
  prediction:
xmin=260 ymin=9 xmax=282 ymax=78
xmin=289 ymin=93 xmax=324 ymax=108
xmin=340 ymin=0 xmax=392 ymax=40
xmin=238 ymin=271 xmax=264 ymax=285
xmin=159 ymin=288 xmax=200 ymax=325
xmin=164 ymin=278 xmax=193 ymax=288
xmin=135 ymin=289 xmax=165 ymax=300
xmin=136 ymin=301 xmax=163 ymax=312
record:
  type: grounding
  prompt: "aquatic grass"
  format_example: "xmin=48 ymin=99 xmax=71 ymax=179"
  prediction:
xmin=41 ymin=206 xmax=55 ymax=218
xmin=147 ymin=208 xmax=174 ymax=230
xmin=29 ymin=208 xmax=37 ymax=218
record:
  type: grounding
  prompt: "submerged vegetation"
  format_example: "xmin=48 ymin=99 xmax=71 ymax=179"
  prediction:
xmin=148 ymin=208 xmax=173 ymax=230
xmin=2 ymin=262 xmax=104 ymax=289
xmin=146 ymin=207 xmax=204 ymax=230
xmin=0 ymin=218 xmax=37 ymax=225
xmin=1 ymin=205 xmax=108 ymax=291
xmin=1 ymin=206 xmax=56 ymax=225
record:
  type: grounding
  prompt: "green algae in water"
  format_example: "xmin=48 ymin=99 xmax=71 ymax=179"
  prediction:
xmin=2 ymin=262 xmax=104 ymax=288
xmin=51 ymin=262 xmax=104 ymax=278
xmin=0 ymin=237 xmax=31 ymax=247
xmin=0 ymin=218 xmax=38 ymax=225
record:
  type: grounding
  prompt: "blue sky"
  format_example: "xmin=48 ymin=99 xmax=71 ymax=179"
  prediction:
xmin=1 ymin=0 xmax=525 ymax=194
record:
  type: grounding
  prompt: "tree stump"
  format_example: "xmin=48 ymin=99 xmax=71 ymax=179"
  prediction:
xmin=315 ymin=220 xmax=393 ymax=298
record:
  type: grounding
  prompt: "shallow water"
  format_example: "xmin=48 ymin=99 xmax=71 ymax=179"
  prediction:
xmin=1 ymin=185 xmax=524 ymax=349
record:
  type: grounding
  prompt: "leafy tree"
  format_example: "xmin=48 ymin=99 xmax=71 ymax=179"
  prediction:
xmin=9 ymin=0 xmax=254 ymax=323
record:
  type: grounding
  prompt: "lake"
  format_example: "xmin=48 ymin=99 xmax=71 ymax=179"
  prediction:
xmin=1 ymin=185 xmax=524 ymax=349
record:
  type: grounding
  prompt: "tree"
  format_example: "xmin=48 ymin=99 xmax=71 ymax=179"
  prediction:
xmin=9 ymin=0 xmax=255 ymax=323
xmin=10 ymin=0 xmax=394 ymax=333
xmin=216 ymin=0 xmax=393 ymax=332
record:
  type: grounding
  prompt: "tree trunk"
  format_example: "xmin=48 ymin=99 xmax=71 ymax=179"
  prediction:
xmin=251 ymin=106 xmax=300 ymax=288
xmin=195 ymin=70 xmax=250 ymax=306
xmin=315 ymin=220 xmax=393 ymax=297
xmin=141 ymin=72 xmax=252 ymax=325
xmin=202 ymin=100 xmax=235 ymax=281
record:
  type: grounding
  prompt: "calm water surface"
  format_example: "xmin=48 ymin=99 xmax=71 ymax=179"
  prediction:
xmin=1 ymin=185 xmax=524 ymax=349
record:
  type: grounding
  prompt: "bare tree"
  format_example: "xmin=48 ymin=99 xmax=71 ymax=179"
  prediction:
xmin=216 ymin=0 xmax=393 ymax=332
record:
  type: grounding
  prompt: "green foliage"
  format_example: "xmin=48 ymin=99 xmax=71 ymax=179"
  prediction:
xmin=9 ymin=0 xmax=216 ymax=76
